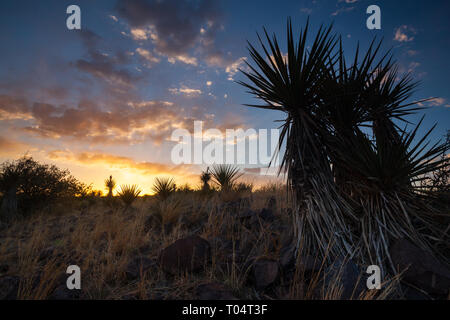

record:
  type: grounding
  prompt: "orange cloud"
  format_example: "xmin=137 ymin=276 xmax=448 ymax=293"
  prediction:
xmin=47 ymin=150 xmax=201 ymax=194
xmin=0 ymin=137 xmax=32 ymax=157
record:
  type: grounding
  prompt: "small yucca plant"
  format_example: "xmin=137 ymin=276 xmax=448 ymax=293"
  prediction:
xmin=104 ymin=175 xmax=116 ymax=197
xmin=200 ymin=167 xmax=211 ymax=191
xmin=211 ymin=164 xmax=243 ymax=191
xmin=117 ymin=184 xmax=141 ymax=207
xmin=152 ymin=177 xmax=176 ymax=200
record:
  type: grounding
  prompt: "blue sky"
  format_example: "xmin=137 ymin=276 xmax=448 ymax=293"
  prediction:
xmin=0 ymin=0 xmax=448 ymax=193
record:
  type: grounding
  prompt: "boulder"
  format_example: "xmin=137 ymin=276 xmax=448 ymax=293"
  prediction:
xmin=323 ymin=258 xmax=366 ymax=300
xmin=250 ymin=258 xmax=279 ymax=290
xmin=0 ymin=263 xmax=9 ymax=274
xmin=196 ymin=282 xmax=237 ymax=300
xmin=48 ymin=284 xmax=81 ymax=300
xmin=390 ymin=238 xmax=450 ymax=296
xmin=160 ymin=235 xmax=211 ymax=274
xmin=259 ymin=208 xmax=275 ymax=222
xmin=279 ymin=245 xmax=321 ymax=274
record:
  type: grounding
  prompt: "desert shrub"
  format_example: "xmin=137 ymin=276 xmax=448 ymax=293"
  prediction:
xmin=177 ymin=183 xmax=193 ymax=193
xmin=234 ymin=182 xmax=253 ymax=193
xmin=117 ymin=184 xmax=141 ymax=207
xmin=0 ymin=156 xmax=85 ymax=218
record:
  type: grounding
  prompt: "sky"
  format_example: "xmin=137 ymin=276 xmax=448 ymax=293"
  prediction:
xmin=0 ymin=0 xmax=449 ymax=194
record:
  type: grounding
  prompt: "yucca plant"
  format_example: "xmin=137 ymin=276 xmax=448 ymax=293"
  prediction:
xmin=210 ymin=164 xmax=243 ymax=191
xmin=117 ymin=184 xmax=141 ymax=207
xmin=200 ymin=167 xmax=211 ymax=191
xmin=152 ymin=177 xmax=176 ymax=200
xmin=239 ymin=18 xmax=449 ymax=273
xmin=104 ymin=175 xmax=116 ymax=198
xmin=239 ymin=19 xmax=357 ymax=261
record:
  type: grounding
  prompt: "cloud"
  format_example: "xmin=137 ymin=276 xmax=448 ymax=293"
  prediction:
xmin=394 ymin=25 xmax=416 ymax=42
xmin=0 ymin=94 xmax=211 ymax=145
xmin=225 ymin=57 xmax=247 ymax=80
xmin=74 ymin=30 xmax=139 ymax=88
xmin=0 ymin=94 xmax=31 ymax=120
xmin=135 ymin=47 xmax=160 ymax=66
xmin=47 ymin=150 xmax=196 ymax=177
xmin=116 ymin=0 xmax=223 ymax=63
xmin=0 ymin=137 xmax=31 ymax=156
xmin=169 ymin=86 xmax=202 ymax=97
xmin=417 ymin=97 xmax=447 ymax=107
xmin=331 ymin=6 xmax=355 ymax=16
xmin=428 ymin=97 xmax=446 ymax=107
xmin=300 ymin=8 xmax=313 ymax=14
xmin=406 ymin=50 xmax=419 ymax=56
xmin=167 ymin=54 xmax=198 ymax=66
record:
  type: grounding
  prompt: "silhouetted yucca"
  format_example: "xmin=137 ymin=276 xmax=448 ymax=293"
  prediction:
xmin=239 ymin=18 xmax=449 ymax=272
xmin=200 ymin=167 xmax=211 ymax=191
xmin=211 ymin=164 xmax=243 ymax=191
xmin=152 ymin=177 xmax=176 ymax=200
xmin=117 ymin=184 xmax=141 ymax=207
xmin=104 ymin=175 xmax=116 ymax=197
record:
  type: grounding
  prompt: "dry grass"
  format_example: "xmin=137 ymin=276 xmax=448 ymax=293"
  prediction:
xmin=0 ymin=188 xmax=400 ymax=300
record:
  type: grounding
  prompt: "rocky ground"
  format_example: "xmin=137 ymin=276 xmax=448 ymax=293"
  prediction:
xmin=0 ymin=190 xmax=449 ymax=300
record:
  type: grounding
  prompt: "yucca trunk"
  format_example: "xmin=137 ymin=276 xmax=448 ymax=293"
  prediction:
xmin=287 ymin=118 xmax=357 ymax=261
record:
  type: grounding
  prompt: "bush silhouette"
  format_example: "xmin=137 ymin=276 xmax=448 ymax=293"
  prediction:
xmin=0 ymin=156 xmax=85 ymax=219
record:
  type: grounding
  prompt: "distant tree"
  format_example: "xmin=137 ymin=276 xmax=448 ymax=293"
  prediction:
xmin=0 ymin=156 xmax=85 ymax=219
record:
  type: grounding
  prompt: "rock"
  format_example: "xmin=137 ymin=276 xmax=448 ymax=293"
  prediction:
xmin=279 ymin=245 xmax=321 ymax=274
xmin=125 ymin=256 xmax=157 ymax=280
xmin=324 ymin=258 xmax=366 ymax=300
xmin=251 ymin=258 xmax=279 ymax=290
xmin=0 ymin=264 xmax=9 ymax=274
xmin=0 ymin=276 xmax=20 ymax=300
xmin=160 ymin=235 xmax=211 ymax=274
xmin=196 ymin=282 xmax=238 ymax=300
xmin=400 ymin=284 xmax=432 ymax=300
xmin=49 ymin=284 xmax=81 ymax=300
xmin=390 ymin=238 xmax=450 ymax=296
xmin=259 ymin=208 xmax=275 ymax=221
